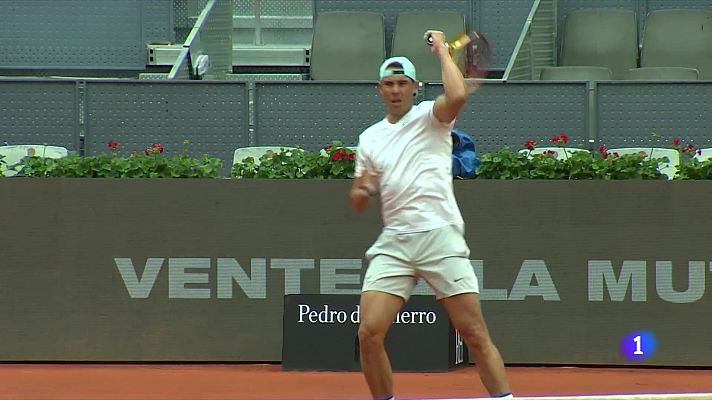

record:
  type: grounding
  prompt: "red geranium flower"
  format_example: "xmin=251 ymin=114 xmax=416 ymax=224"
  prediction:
xmin=559 ymin=132 xmax=569 ymax=144
xmin=524 ymin=139 xmax=536 ymax=150
xmin=551 ymin=132 xmax=569 ymax=146
xmin=683 ymin=144 xmax=697 ymax=153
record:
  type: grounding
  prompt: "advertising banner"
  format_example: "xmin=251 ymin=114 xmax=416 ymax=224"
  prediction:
xmin=1 ymin=180 xmax=710 ymax=366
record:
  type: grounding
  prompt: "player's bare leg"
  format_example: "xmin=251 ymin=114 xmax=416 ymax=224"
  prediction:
xmin=440 ymin=292 xmax=511 ymax=397
xmin=358 ymin=290 xmax=404 ymax=399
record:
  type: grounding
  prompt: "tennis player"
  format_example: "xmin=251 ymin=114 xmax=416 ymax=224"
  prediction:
xmin=349 ymin=30 xmax=513 ymax=400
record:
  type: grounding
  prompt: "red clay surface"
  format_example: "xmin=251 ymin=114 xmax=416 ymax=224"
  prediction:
xmin=0 ymin=364 xmax=711 ymax=400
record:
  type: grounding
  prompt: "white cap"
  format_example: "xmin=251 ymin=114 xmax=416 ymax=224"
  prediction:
xmin=379 ymin=56 xmax=416 ymax=81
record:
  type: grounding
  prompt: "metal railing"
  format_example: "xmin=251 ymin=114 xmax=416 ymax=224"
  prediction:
xmin=503 ymin=0 xmax=557 ymax=81
xmin=183 ymin=0 xmax=232 ymax=79
xmin=167 ymin=48 xmax=192 ymax=80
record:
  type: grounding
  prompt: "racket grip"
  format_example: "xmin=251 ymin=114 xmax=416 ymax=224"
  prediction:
xmin=424 ymin=33 xmax=449 ymax=50
xmin=424 ymin=33 xmax=434 ymax=46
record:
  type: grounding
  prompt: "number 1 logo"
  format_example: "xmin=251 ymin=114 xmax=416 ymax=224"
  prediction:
xmin=621 ymin=330 xmax=657 ymax=361
xmin=633 ymin=335 xmax=643 ymax=355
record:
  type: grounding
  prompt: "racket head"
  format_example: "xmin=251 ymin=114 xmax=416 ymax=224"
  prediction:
xmin=425 ymin=30 xmax=492 ymax=91
xmin=458 ymin=30 xmax=493 ymax=80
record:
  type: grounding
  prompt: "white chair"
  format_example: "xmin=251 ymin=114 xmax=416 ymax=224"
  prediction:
xmin=0 ymin=145 xmax=69 ymax=177
xmin=232 ymin=146 xmax=299 ymax=166
xmin=607 ymin=147 xmax=679 ymax=179
xmin=694 ymin=148 xmax=712 ymax=162
xmin=519 ymin=147 xmax=590 ymax=159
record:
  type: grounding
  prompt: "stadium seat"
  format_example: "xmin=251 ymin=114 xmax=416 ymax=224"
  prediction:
xmin=310 ymin=11 xmax=386 ymax=80
xmin=553 ymin=9 xmax=638 ymax=79
xmin=539 ymin=66 xmax=612 ymax=81
xmin=624 ymin=67 xmax=699 ymax=81
xmin=391 ymin=11 xmax=467 ymax=82
xmin=640 ymin=10 xmax=712 ymax=80
xmin=0 ymin=145 xmax=69 ymax=177
xmin=607 ymin=147 xmax=679 ymax=179
xmin=519 ymin=147 xmax=590 ymax=159
xmin=233 ymin=146 xmax=299 ymax=166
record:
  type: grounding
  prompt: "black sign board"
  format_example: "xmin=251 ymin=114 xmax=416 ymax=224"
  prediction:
xmin=282 ymin=294 xmax=468 ymax=371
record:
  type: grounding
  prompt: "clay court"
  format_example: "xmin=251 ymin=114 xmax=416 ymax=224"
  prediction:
xmin=2 ymin=363 xmax=711 ymax=400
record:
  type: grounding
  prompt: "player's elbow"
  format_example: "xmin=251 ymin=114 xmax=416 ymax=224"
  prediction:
xmin=446 ymin=90 xmax=468 ymax=107
xmin=436 ymin=97 xmax=468 ymax=123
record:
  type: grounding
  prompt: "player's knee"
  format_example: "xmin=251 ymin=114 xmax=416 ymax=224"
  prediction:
xmin=458 ymin=324 xmax=491 ymax=352
xmin=358 ymin=324 xmax=386 ymax=350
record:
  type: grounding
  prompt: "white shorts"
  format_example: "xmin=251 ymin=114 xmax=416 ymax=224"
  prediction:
xmin=362 ymin=224 xmax=479 ymax=301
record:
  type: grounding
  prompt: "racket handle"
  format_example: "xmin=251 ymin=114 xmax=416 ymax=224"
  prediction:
xmin=424 ymin=33 xmax=449 ymax=49
xmin=425 ymin=33 xmax=434 ymax=46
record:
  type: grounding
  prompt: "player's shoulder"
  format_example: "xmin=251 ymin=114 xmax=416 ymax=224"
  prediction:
xmin=409 ymin=100 xmax=437 ymax=123
xmin=414 ymin=100 xmax=436 ymax=114
xmin=359 ymin=118 xmax=388 ymax=140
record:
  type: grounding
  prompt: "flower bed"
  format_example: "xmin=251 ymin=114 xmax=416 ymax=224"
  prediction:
xmin=4 ymin=135 xmax=712 ymax=180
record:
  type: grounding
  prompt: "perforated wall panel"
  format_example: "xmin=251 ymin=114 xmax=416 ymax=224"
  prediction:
xmin=84 ymin=81 xmax=248 ymax=173
xmin=645 ymin=0 xmax=712 ymax=12
xmin=0 ymin=0 xmax=173 ymax=69
xmin=236 ymin=0 xmax=313 ymax=16
xmin=425 ymin=81 xmax=588 ymax=153
xmin=174 ymin=0 xmax=209 ymax=43
xmin=142 ymin=0 xmax=175 ymax=44
xmin=597 ymin=82 xmax=712 ymax=148
xmin=0 ymin=1 xmax=147 ymax=69
xmin=0 ymin=80 xmax=79 ymax=150
xmin=254 ymin=82 xmax=384 ymax=150
xmin=201 ymin=0 xmax=233 ymax=79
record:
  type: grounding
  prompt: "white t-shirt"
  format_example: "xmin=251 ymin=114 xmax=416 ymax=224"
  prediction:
xmin=355 ymin=101 xmax=464 ymax=233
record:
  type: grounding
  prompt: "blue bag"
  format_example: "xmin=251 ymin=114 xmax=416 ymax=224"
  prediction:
xmin=451 ymin=129 xmax=480 ymax=179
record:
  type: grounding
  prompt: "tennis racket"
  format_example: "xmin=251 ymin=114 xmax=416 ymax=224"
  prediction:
xmin=425 ymin=30 xmax=493 ymax=91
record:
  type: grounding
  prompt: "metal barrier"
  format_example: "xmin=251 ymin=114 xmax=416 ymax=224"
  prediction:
xmin=83 ymin=80 xmax=249 ymax=175
xmin=425 ymin=80 xmax=589 ymax=152
xmin=596 ymin=81 xmax=712 ymax=149
xmin=0 ymin=79 xmax=80 ymax=151
xmin=2 ymin=79 xmax=711 ymax=165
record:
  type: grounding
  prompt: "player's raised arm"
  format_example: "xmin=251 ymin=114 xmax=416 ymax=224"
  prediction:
xmin=426 ymin=30 xmax=468 ymax=124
